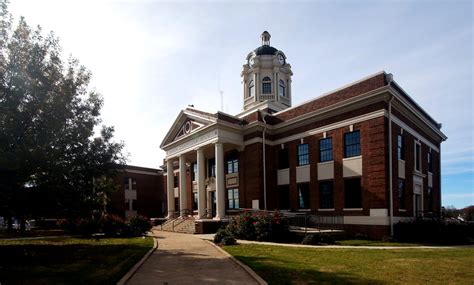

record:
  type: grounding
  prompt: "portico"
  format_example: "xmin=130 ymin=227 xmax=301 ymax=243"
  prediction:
xmin=160 ymin=109 xmax=243 ymax=220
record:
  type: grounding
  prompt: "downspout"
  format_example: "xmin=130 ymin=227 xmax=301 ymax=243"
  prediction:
xmin=387 ymin=73 xmax=394 ymax=237
xmin=261 ymin=111 xmax=267 ymax=211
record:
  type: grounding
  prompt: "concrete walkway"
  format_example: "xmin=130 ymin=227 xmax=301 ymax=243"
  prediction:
xmin=126 ymin=231 xmax=260 ymax=285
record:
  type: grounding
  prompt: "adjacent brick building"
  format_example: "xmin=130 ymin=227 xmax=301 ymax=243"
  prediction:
xmin=108 ymin=165 xmax=165 ymax=219
xmin=160 ymin=31 xmax=447 ymax=238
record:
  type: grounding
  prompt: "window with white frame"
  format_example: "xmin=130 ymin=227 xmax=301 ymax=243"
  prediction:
xmin=278 ymin=79 xmax=286 ymax=97
xmin=297 ymin=144 xmax=309 ymax=166
xmin=228 ymin=188 xmax=239 ymax=209
xmin=415 ymin=141 xmax=421 ymax=172
xmin=262 ymin=76 xmax=272 ymax=94
xmin=397 ymin=134 xmax=404 ymax=160
xmin=249 ymin=80 xmax=255 ymax=97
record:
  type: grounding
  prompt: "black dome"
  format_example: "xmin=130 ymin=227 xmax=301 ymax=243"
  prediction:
xmin=254 ymin=45 xmax=278 ymax=55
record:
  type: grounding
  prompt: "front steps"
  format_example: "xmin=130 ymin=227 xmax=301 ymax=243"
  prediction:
xmin=159 ymin=217 xmax=196 ymax=234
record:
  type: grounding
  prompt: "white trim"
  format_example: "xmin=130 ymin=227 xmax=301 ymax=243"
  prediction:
xmin=343 ymin=208 xmax=363 ymax=211
xmin=123 ymin=169 xmax=160 ymax=176
xmin=391 ymin=115 xmax=440 ymax=152
xmin=274 ymin=110 xmax=386 ymax=146
xmin=318 ymin=208 xmax=335 ymax=212
xmin=389 ymin=85 xmax=446 ymax=140
xmin=273 ymin=71 xmax=386 ymax=116
xmin=342 ymin=155 xmax=362 ymax=162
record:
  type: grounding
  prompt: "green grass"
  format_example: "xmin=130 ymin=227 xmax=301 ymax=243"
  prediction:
xmin=336 ymin=239 xmax=423 ymax=246
xmin=224 ymin=244 xmax=474 ymax=285
xmin=0 ymin=237 xmax=153 ymax=285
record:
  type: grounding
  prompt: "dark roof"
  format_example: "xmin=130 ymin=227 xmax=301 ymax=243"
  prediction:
xmin=254 ymin=45 xmax=278 ymax=55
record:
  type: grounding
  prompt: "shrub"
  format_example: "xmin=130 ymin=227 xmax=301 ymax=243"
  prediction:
xmin=101 ymin=214 xmax=126 ymax=236
xmin=125 ymin=215 xmax=151 ymax=237
xmin=354 ymin=233 xmax=369 ymax=240
xmin=221 ymin=236 xmax=236 ymax=245
xmin=302 ymin=234 xmax=321 ymax=245
xmin=394 ymin=218 xmax=474 ymax=245
xmin=226 ymin=211 xmax=290 ymax=242
xmin=214 ymin=228 xmax=232 ymax=244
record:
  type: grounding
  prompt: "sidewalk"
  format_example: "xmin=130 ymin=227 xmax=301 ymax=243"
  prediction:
xmin=126 ymin=231 xmax=260 ymax=285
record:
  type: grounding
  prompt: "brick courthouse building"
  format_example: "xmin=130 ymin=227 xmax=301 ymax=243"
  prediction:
xmin=160 ymin=32 xmax=447 ymax=238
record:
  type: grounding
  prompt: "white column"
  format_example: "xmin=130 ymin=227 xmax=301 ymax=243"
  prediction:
xmin=197 ymin=148 xmax=206 ymax=219
xmin=179 ymin=155 xmax=188 ymax=217
xmin=166 ymin=159 xmax=175 ymax=219
xmin=215 ymin=143 xmax=226 ymax=220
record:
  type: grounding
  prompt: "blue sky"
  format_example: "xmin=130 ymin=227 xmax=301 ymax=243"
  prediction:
xmin=9 ymin=0 xmax=473 ymax=208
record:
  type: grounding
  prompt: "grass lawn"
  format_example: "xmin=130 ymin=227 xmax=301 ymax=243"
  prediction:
xmin=224 ymin=244 xmax=474 ymax=285
xmin=335 ymin=239 xmax=423 ymax=247
xmin=0 ymin=236 xmax=153 ymax=285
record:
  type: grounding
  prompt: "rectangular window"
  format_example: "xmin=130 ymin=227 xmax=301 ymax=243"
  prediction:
xmin=278 ymin=148 xmax=289 ymax=169
xmin=297 ymin=144 xmax=309 ymax=166
xmin=398 ymin=179 xmax=406 ymax=209
xmin=227 ymin=188 xmax=239 ymax=209
xmin=319 ymin=138 xmax=333 ymax=162
xmin=428 ymin=152 xmax=433 ymax=173
xmin=191 ymin=163 xmax=197 ymax=181
xmin=344 ymin=131 xmax=361 ymax=158
xmin=344 ymin=178 xmax=362 ymax=208
xmin=415 ymin=142 xmax=421 ymax=172
xmin=278 ymin=185 xmax=290 ymax=210
xmin=427 ymin=187 xmax=433 ymax=212
xmin=208 ymin=158 xmax=216 ymax=177
xmin=298 ymin=183 xmax=310 ymax=209
xmin=123 ymin=177 xmax=130 ymax=190
xmin=397 ymin=135 xmax=404 ymax=160
xmin=262 ymin=82 xmax=272 ymax=94
xmin=227 ymin=158 xmax=239 ymax=174
xmin=319 ymin=181 xmax=334 ymax=209
xmin=131 ymin=178 xmax=137 ymax=190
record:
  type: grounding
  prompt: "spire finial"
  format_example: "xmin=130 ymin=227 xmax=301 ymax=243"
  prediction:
xmin=261 ymin=31 xmax=271 ymax=46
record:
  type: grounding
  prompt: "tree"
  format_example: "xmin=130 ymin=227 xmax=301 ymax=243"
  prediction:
xmin=0 ymin=0 xmax=126 ymax=231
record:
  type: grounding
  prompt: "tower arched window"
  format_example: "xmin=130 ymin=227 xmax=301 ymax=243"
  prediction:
xmin=278 ymin=79 xmax=286 ymax=97
xmin=248 ymin=80 xmax=255 ymax=97
xmin=262 ymin=76 xmax=272 ymax=94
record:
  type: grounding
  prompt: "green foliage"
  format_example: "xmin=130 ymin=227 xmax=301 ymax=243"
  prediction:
xmin=58 ymin=215 xmax=151 ymax=237
xmin=301 ymin=233 xmax=336 ymax=245
xmin=214 ymin=227 xmax=233 ymax=244
xmin=226 ymin=211 xmax=289 ymax=242
xmin=301 ymin=234 xmax=321 ymax=245
xmin=125 ymin=215 xmax=151 ymax=237
xmin=0 ymin=0 xmax=126 ymax=226
xmin=101 ymin=214 xmax=126 ymax=236
xmin=394 ymin=219 xmax=474 ymax=245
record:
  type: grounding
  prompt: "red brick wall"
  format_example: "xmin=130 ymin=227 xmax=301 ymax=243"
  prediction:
xmin=109 ymin=169 xmax=165 ymax=218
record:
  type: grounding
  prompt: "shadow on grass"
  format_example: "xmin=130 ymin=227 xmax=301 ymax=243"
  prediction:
xmin=233 ymin=254 xmax=386 ymax=285
xmin=0 ymin=241 xmax=150 ymax=285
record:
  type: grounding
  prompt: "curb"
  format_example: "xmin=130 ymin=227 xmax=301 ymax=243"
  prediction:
xmin=117 ymin=237 xmax=158 ymax=285
xmin=206 ymin=240 xmax=268 ymax=285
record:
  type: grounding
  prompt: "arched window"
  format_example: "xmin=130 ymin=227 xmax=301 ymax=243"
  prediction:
xmin=262 ymin=76 xmax=272 ymax=94
xmin=278 ymin=79 xmax=286 ymax=97
xmin=248 ymin=80 xmax=255 ymax=97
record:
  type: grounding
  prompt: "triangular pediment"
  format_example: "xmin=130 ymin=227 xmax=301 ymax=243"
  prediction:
xmin=160 ymin=108 xmax=216 ymax=148
xmin=174 ymin=120 xmax=205 ymax=140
